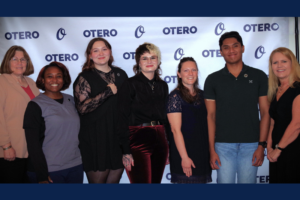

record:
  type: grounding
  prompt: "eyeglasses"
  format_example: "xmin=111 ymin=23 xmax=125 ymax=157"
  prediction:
xmin=11 ymin=57 xmax=27 ymax=64
xmin=140 ymin=56 xmax=158 ymax=63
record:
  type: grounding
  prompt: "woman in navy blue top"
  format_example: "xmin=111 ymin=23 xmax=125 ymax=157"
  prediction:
xmin=166 ymin=57 xmax=212 ymax=183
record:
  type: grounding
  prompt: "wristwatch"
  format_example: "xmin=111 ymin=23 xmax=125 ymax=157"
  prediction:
xmin=258 ymin=141 xmax=267 ymax=148
xmin=275 ymin=144 xmax=284 ymax=151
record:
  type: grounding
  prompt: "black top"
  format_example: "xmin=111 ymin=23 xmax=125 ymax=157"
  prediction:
xmin=166 ymin=89 xmax=212 ymax=183
xmin=118 ymin=72 xmax=169 ymax=154
xmin=203 ymin=64 xmax=268 ymax=143
xmin=269 ymin=82 xmax=300 ymax=147
xmin=73 ymin=66 xmax=128 ymax=172
xmin=24 ymin=101 xmax=47 ymax=181
xmin=74 ymin=68 xmax=114 ymax=114
xmin=24 ymin=99 xmax=63 ymax=181
xmin=269 ymin=82 xmax=300 ymax=183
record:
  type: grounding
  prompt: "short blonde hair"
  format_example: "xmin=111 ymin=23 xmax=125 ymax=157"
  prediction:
xmin=0 ymin=45 xmax=34 ymax=76
xmin=268 ymin=47 xmax=300 ymax=102
xmin=133 ymin=42 xmax=162 ymax=81
xmin=145 ymin=43 xmax=161 ymax=64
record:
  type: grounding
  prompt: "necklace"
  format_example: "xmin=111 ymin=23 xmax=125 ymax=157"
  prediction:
xmin=11 ymin=74 xmax=27 ymax=87
xmin=278 ymin=84 xmax=289 ymax=94
xmin=278 ymin=84 xmax=289 ymax=91
xmin=148 ymin=81 xmax=155 ymax=93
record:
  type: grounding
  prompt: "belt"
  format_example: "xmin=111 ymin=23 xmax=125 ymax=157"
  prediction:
xmin=137 ymin=121 xmax=162 ymax=127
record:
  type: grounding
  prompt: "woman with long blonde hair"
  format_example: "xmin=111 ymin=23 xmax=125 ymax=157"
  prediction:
xmin=267 ymin=47 xmax=300 ymax=183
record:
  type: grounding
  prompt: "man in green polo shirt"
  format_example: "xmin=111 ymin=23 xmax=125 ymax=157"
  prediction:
xmin=204 ymin=31 xmax=270 ymax=183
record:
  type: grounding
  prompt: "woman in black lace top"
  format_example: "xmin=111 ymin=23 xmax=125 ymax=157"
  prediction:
xmin=118 ymin=42 xmax=169 ymax=183
xmin=73 ymin=38 xmax=128 ymax=183
xmin=166 ymin=57 xmax=211 ymax=183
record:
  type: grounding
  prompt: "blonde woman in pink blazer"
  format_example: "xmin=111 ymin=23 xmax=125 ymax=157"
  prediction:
xmin=0 ymin=46 xmax=40 ymax=183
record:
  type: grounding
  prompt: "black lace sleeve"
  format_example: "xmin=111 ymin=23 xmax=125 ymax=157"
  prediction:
xmin=74 ymin=76 xmax=113 ymax=115
xmin=166 ymin=91 xmax=182 ymax=113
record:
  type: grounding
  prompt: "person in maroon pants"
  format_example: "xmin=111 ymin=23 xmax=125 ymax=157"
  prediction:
xmin=118 ymin=42 xmax=169 ymax=183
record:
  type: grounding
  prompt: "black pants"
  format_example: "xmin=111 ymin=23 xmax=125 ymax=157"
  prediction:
xmin=126 ymin=125 xmax=169 ymax=183
xmin=0 ymin=158 xmax=28 ymax=183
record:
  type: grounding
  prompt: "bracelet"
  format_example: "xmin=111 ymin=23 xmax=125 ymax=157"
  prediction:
xmin=3 ymin=145 xmax=12 ymax=151
xmin=275 ymin=144 xmax=284 ymax=151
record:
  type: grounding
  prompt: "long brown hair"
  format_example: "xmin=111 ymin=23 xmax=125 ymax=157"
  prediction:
xmin=0 ymin=45 xmax=34 ymax=75
xmin=82 ymin=37 xmax=114 ymax=72
xmin=133 ymin=42 xmax=162 ymax=81
xmin=175 ymin=57 xmax=201 ymax=104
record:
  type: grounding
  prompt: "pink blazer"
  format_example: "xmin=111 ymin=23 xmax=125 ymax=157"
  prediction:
xmin=0 ymin=74 xmax=40 ymax=158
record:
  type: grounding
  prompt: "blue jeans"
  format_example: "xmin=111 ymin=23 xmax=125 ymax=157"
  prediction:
xmin=215 ymin=142 xmax=258 ymax=183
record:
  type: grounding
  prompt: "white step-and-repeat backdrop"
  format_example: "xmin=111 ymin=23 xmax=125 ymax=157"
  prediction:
xmin=0 ymin=17 xmax=289 ymax=183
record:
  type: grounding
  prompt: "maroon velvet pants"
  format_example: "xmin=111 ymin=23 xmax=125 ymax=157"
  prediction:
xmin=126 ymin=125 xmax=169 ymax=183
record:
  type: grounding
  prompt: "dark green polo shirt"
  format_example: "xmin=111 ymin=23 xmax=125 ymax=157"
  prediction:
xmin=204 ymin=64 xmax=268 ymax=143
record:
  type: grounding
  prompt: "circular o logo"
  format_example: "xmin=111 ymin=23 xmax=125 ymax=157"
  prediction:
xmin=56 ymin=28 xmax=66 ymax=40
